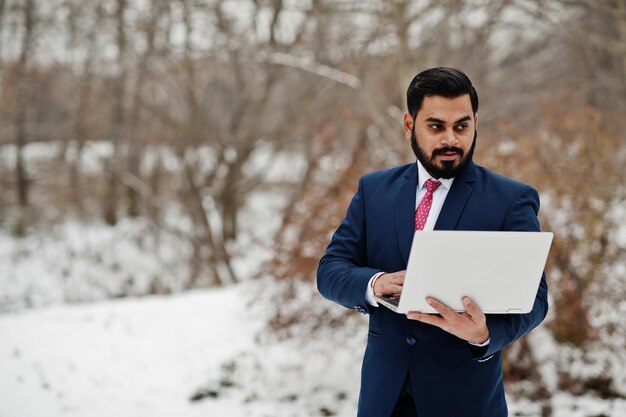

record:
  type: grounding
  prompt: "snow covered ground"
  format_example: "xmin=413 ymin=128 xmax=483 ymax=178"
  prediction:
xmin=1 ymin=282 xmax=626 ymax=417
xmin=0 ymin=279 xmax=363 ymax=417
xmin=0 ymin=285 xmax=258 ymax=417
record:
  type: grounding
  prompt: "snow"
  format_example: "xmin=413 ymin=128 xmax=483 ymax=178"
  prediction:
xmin=0 ymin=281 xmax=362 ymax=417
xmin=1 ymin=281 xmax=626 ymax=417
xmin=0 ymin=217 xmax=194 ymax=312
xmin=0 ymin=285 xmax=260 ymax=417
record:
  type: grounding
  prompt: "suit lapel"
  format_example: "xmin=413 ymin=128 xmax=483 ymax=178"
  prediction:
xmin=395 ymin=164 xmax=418 ymax=265
xmin=434 ymin=162 xmax=477 ymax=230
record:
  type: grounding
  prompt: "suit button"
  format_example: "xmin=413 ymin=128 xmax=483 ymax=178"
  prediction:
xmin=406 ymin=336 xmax=416 ymax=346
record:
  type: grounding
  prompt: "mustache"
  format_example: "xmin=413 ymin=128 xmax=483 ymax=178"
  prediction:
xmin=432 ymin=147 xmax=464 ymax=157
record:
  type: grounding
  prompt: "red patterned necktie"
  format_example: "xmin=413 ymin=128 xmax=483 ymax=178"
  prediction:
xmin=415 ymin=179 xmax=441 ymax=231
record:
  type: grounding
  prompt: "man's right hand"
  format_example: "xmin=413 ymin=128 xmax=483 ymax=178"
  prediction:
xmin=373 ymin=270 xmax=406 ymax=297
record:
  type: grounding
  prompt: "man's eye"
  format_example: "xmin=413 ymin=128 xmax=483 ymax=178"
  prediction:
xmin=429 ymin=124 xmax=443 ymax=131
xmin=455 ymin=124 xmax=469 ymax=131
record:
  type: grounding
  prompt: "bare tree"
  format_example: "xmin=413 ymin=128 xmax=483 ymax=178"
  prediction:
xmin=0 ymin=0 xmax=6 ymax=58
xmin=13 ymin=0 xmax=36 ymax=212
xmin=63 ymin=0 xmax=103 ymax=212
xmin=103 ymin=0 xmax=129 ymax=225
xmin=124 ymin=0 xmax=169 ymax=217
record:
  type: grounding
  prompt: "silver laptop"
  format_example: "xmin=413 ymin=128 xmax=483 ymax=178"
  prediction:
xmin=374 ymin=231 xmax=553 ymax=314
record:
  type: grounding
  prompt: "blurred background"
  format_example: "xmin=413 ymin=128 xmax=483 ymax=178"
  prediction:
xmin=0 ymin=0 xmax=625 ymax=416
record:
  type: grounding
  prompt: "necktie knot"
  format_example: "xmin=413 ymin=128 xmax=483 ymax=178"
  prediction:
xmin=425 ymin=179 xmax=441 ymax=193
xmin=415 ymin=179 xmax=442 ymax=231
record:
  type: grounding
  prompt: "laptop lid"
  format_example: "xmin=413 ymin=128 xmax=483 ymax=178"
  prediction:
xmin=395 ymin=231 xmax=553 ymax=314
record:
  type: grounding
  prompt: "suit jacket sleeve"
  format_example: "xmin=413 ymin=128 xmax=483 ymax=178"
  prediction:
xmin=317 ymin=177 xmax=381 ymax=314
xmin=474 ymin=185 xmax=549 ymax=359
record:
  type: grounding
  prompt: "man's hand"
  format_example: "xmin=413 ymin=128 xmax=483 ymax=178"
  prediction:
xmin=373 ymin=271 xmax=405 ymax=297
xmin=406 ymin=296 xmax=490 ymax=344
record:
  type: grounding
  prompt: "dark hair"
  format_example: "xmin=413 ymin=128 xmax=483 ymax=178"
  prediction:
xmin=406 ymin=67 xmax=479 ymax=119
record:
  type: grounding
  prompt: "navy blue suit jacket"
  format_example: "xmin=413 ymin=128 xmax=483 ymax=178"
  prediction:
xmin=317 ymin=161 xmax=549 ymax=417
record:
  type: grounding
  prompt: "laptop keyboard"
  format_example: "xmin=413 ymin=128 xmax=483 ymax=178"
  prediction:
xmin=381 ymin=295 xmax=400 ymax=307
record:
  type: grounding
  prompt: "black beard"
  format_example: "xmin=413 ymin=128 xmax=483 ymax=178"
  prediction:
xmin=411 ymin=128 xmax=477 ymax=179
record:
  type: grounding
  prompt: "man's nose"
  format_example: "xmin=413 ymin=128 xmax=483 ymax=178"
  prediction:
xmin=441 ymin=128 xmax=458 ymax=146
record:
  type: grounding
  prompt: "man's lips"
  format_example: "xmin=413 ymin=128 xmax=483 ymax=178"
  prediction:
xmin=437 ymin=152 xmax=461 ymax=161
xmin=432 ymin=147 xmax=464 ymax=162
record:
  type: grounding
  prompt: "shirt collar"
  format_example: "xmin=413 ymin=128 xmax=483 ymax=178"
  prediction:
xmin=416 ymin=159 xmax=455 ymax=191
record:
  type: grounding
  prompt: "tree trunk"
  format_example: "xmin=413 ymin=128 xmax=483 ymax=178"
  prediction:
xmin=126 ymin=0 xmax=167 ymax=217
xmin=104 ymin=0 xmax=128 ymax=225
xmin=67 ymin=1 xmax=100 ymax=213
xmin=14 ymin=0 xmax=36 ymax=210
xmin=182 ymin=153 xmax=238 ymax=287
xmin=0 ymin=0 xmax=6 ymax=58
xmin=617 ymin=0 xmax=626 ymax=96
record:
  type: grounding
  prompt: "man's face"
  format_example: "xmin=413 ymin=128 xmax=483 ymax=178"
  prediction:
xmin=404 ymin=94 xmax=477 ymax=179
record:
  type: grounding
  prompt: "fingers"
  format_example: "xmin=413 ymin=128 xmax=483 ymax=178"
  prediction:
xmin=374 ymin=271 xmax=405 ymax=296
xmin=462 ymin=296 xmax=484 ymax=320
xmin=406 ymin=297 xmax=452 ymax=329
xmin=386 ymin=284 xmax=403 ymax=294
xmin=407 ymin=311 xmax=445 ymax=327
xmin=380 ymin=282 xmax=403 ymax=295
xmin=407 ymin=296 xmax=490 ymax=344
xmin=425 ymin=297 xmax=456 ymax=320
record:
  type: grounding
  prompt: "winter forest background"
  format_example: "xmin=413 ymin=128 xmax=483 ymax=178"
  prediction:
xmin=1 ymin=0 xmax=626 ymax=416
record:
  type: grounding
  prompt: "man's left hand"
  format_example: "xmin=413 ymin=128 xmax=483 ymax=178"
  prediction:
xmin=406 ymin=296 xmax=489 ymax=344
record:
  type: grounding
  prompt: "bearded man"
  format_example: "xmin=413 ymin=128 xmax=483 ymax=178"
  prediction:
xmin=317 ymin=67 xmax=548 ymax=417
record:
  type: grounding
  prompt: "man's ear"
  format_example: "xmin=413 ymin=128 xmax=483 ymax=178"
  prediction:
xmin=474 ymin=113 xmax=478 ymax=129
xmin=403 ymin=113 xmax=413 ymax=140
